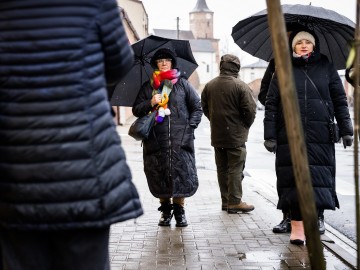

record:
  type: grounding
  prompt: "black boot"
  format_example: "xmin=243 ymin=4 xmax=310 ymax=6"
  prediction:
xmin=173 ymin=203 xmax=188 ymax=227
xmin=158 ymin=202 xmax=173 ymax=226
xmin=273 ymin=212 xmax=291 ymax=233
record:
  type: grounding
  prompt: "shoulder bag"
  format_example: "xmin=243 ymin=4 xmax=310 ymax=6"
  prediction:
xmin=128 ymin=111 xmax=156 ymax=141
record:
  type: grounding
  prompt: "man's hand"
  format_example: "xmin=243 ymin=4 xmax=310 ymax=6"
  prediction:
xmin=264 ymin=139 xmax=277 ymax=153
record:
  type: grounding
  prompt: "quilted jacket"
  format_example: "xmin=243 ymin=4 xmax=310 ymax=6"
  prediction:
xmin=0 ymin=0 xmax=143 ymax=230
xmin=132 ymin=78 xmax=202 ymax=198
xmin=264 ymin=30 xmax=353 ymax=211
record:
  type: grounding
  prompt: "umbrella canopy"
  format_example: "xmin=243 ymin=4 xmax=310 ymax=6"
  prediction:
xmin=231 ymin=4 xmax=355 ymax=70
xmin=111 ymin=35 xmax=198 ymax=107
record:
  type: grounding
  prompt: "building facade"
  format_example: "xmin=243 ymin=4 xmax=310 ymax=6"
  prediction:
xmin=152 ymin=0 xmax=219 ymax=90
xmin=114 ymin=0 xmax=149 ymax=125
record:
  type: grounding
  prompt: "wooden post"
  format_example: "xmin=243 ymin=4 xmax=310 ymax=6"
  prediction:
xmin=354 ymin=1 xmax=360 ymax=267
xmin=265 ymin=1 xmax=325 ymax=269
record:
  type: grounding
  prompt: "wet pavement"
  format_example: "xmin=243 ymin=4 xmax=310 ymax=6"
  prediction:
xmin=109 ymin=115 xmax=357 ymax=270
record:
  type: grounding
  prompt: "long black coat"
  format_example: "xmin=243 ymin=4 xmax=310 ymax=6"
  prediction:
xmin=0 ymin=0 xmax=143 ymax=230
xmin=264 ymin=51 xmax=353 ymax=211
xmin=132 ymin=78 xmax=203 ymax=198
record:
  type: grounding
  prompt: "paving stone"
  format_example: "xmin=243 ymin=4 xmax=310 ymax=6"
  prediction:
xmin=108 ymin=125 xmax=353 ymax=270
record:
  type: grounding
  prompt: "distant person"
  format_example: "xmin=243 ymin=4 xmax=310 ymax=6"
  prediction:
xmin=132 ymin=48 xmax=203 ymax=227
xmin=264 ymin=29 xmax=353 ymax=245
xmin=258 ymin=58 xmax=276 ymax=106
xmin=201 ymin=54 xmax=257 ymax=214
xmin=0 ymin=1 xmax=143 ymax=269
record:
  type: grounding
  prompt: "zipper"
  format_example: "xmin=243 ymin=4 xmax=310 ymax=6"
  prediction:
xmin=168 ymin=115 xmax=172 ymax=193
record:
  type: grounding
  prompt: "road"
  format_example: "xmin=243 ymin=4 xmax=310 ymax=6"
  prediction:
xmin=195 ymin=109 xmax=358 ymax=251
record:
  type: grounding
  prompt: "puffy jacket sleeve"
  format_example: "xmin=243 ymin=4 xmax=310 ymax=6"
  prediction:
xmin=238 ymin=81 xmax=256 ymax=128
xmin=182 ymin=78 xmax=203 ymax=128
xmin=264 ymin=75 xmax=280 ymax=140
xmin=201 ymin=85 xmax=209 ymax=120
xmin=132 ymin=82 xmax=154 ymax=117
xmin=328 ymin=64 xmax=353 ymax=136
xmin=97 ymin=1 xmax=134 ymax=98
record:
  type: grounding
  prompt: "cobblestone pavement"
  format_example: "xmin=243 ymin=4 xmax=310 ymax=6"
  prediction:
xmin=109 ymin=119 xmax=355 ymax=270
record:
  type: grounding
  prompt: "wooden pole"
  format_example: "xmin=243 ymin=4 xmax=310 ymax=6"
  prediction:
xmin=265 ymin=1 xmax=325 ymax=269
xmin=354 ymin=1 xmax=360 ymax=267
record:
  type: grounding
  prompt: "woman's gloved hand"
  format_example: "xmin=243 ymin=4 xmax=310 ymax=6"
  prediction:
xmin=342 ymin=135 xmax=353 ymax=149
xmin=264 ymin=139 xmax=277 ymax=153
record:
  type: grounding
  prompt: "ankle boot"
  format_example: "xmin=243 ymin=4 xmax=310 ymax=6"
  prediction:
xmin=158 ymin=202 xmax=173 ymax=226
xmin=273 ymin=212 xmax=291 ymax=233
xmin=173 ymin=203 xmax=188 ymax=227
xmin=290 ymin=220 xmax=305 ymax=245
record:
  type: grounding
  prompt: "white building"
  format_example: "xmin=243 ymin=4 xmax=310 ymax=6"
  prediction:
xmin=240 ymin=59 xmax=269 ymax=84
xmin=115 ymin=0 xmax=149 ymax=125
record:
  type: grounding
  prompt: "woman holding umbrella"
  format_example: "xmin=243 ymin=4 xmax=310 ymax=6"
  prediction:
xmin=132 ymin=48 xmax=203 ymax=227
xmin=264 ymin=29 xmax=353 ymax=244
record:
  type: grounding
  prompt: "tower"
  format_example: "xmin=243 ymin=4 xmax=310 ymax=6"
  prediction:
xmin=189 ymin=0 xmax=214 ymax=39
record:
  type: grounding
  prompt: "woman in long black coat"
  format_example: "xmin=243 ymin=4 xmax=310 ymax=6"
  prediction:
xmin=132 ymin=48 xmax=203 ymax=227
xmin=264 ymin=29 xmax=353 ymax=245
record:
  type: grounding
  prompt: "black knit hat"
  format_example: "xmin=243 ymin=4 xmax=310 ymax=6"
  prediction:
xmin=151 ymin=48 xmax=177 ymax=68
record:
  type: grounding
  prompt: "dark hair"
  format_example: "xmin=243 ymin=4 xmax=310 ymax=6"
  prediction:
xmin=151 ymin=48 xmax=177 ymax=68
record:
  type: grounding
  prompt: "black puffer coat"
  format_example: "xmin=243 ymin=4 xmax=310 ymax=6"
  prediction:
xmin=132 ymin=78 xmax=203 ymax=198
xmin=0 ymin=0 xmax=143 ymax=230
xmin=264 ymin=32 xmax=353 ymax=211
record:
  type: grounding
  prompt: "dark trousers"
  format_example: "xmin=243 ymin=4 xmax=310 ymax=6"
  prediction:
xmin=214 ymin=146 xmax=247 ymax=205
xmin=0 ymin=227 xmax=110 ymax=270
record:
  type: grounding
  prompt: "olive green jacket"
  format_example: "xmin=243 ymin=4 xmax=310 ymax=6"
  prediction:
xmin=201 ymin=55 xmax=256 ymax=148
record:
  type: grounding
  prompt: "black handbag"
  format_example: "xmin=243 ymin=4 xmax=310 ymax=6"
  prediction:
xmin=128 ymin=111 xmax=156 ymax=141
xmin=302 ymin=70 xmax=340 ymax=143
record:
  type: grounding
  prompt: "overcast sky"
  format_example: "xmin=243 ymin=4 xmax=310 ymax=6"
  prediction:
xmin=141 ymin=0 xmax=356 ymax=65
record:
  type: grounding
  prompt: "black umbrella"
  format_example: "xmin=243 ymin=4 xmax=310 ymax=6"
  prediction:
xmin=111 ymin=35 xmax=198 ymax=107
xmin=231 ymin=4 xmax=355 ymax=70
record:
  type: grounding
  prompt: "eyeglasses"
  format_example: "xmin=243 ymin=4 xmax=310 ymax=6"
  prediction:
xmin=156 ymin=58 xmax=172 ymax=64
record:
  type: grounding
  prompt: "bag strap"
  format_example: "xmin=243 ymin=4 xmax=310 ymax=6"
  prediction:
xmin=301 ymin=69 xmax=332 ymax=120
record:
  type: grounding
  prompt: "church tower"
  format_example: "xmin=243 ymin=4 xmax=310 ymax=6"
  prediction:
xmin=189 ymin=0 xmax=214 ymax=39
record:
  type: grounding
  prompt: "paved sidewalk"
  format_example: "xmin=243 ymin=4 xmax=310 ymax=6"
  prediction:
xmin=109 ymin=121 xmax=354 ymax=270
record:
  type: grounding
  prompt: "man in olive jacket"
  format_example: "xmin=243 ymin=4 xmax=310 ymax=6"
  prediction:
xmin=201 ymin=54 xmax=257 ymax=214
